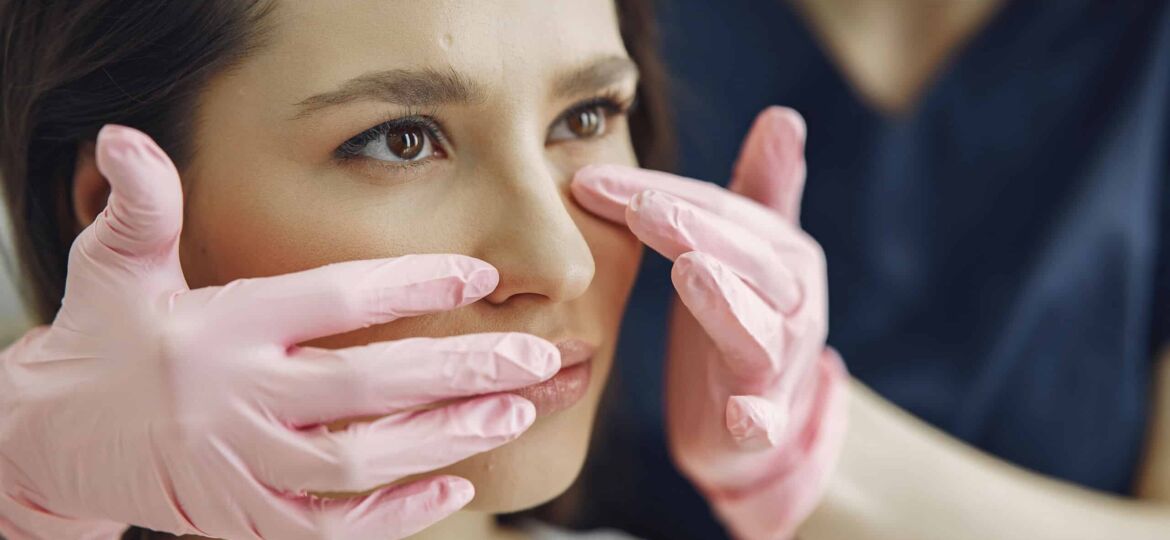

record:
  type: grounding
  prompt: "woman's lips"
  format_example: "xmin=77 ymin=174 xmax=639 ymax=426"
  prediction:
xmin=511 ymin=339 xmax=596 ymax=417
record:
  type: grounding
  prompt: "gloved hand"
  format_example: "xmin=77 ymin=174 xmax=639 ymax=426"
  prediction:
xmin=572 ymin=107 xmax=848 ymax=540
xmin=0 ymin=125 xmax=559 ymax=540
xmin=0 ymin=494 xmax=125 ymax=540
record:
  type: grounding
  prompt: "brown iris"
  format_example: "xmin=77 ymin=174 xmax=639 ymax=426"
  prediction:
xmin=566 ymin=108 xmax=603 ymax=138
xmin=386 ymin=126 xmax=425 ymax=160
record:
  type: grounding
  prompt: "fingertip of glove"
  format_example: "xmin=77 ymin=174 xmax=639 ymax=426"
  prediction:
xmin=387 ymin=254 xmax=499 ymax=307
xmin=757 ymin=106 xmax=807 ymax=144
xmin=95 ymin=124 xmax=173 ymax=176
xmin=96 ymin=123 xmax=140 ymax=148
xmin=484 ymin=394 xmax=537 ymax=437
xmin=510 ymin=396 xmax=538 ymax=430
xmin=495 ymin=332 xmax=561 ymax=381
xmin=431 ymin=476 xmax=475 ymax=508
xmin=673 ymin=251 xmax=716 ymax=276
xmin=726 ymin=395 xmax=786 ymax=450
xmin=462 ymin=262 xmax=500 ymax=301
xmin=670 ymin=252 xmax=728 ymax=307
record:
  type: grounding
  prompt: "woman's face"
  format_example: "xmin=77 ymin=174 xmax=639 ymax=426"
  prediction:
xmin=180 ymin=0 xmax=642 ymax=512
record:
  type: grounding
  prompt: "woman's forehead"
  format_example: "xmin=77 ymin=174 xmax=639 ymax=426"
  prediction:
xmin=251 ymin=0 xmax=629 ymax=106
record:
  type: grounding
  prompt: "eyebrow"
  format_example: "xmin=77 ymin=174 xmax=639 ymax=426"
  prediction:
xmin=552 ymin=55 xmax=639 ymax=99
xmin=291 ymin=68 xmax=485 ymax=119
xmin=290 ymin=55 xmax=639 ymax=120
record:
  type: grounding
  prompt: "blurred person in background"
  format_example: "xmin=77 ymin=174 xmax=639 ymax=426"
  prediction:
xmin=573 ymin=0 xmax=1170 ymax=538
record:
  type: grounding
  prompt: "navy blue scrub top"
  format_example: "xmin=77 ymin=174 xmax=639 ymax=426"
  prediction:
xmin=571 ymin=1 xmax=1170 ymax=539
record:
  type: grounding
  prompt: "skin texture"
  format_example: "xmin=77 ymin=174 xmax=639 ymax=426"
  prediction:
xmin=72 ymin=0 xmax=642 ymax=537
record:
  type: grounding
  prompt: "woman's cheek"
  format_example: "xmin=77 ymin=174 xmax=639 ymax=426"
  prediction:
xmin=572 ymin=204 xmax=642 ymax=304
xmin=178 ymin=170 xmax=406 ymax=288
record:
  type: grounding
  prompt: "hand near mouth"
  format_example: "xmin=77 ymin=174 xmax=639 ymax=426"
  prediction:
xmin=0 ymin=125 xmax=563 ymax=540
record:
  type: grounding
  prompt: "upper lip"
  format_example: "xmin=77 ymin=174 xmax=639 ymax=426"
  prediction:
xmin=551 ymin=338 xmax=597 ymax=368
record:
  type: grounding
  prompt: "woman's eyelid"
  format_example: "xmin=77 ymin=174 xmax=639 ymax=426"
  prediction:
xmin=558 ymin=86 xmax=635 ymax=116
xmin=386 ymin=115 xmax=451 ymax=152
xmin=336 ymin=89 xmax=634 ymax=162
xmin=335 ymin=110 xmax=452 ymax=157
xmin=545 ymin=93 xmax=633 ymax=144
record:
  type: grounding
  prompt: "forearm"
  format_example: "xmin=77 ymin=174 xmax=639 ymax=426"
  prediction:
xmin=799 ymin=379 xmax=1170 ymax=540
xmin=1137 ymin=352 xmax=1170 ymax=502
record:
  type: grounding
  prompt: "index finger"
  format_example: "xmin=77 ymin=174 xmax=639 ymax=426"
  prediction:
xmin=267 ymin=332 xmax=560 ymax=427
xmin=728 ymin=106 xmax=808 ymax=225
xmin=571 ymin=164 xmax=789 ymax=237
xmin=185 ymin=254 xmax=498 ymax=346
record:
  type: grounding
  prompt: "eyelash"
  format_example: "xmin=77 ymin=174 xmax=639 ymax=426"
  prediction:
xmin=555 ymin=92 xmax=634 ymax=130
xmin=333 ymin=92 xmax=636 ymax=163
xmin=334 ymin=113 xmax=449 ymax=161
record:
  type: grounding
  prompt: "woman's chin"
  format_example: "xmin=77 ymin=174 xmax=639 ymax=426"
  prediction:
xmin=310 ymin=406 xmax=593 ymax=510
xmin=452 ymin=390 xmax=599 ymax=513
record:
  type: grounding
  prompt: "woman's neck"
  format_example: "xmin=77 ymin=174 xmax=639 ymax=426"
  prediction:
xmin=790 ymin=0 xmax=1005 ymax=115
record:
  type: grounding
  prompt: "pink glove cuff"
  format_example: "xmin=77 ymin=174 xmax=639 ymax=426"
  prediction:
xmin=703 ymin=350 xmax=849 ymax=540
xmin=0 ymin=490 xmax=126 ymax=540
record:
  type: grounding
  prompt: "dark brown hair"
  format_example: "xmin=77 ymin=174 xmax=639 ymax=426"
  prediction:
xmin=0 ymin=0 xmax=673 ymax=325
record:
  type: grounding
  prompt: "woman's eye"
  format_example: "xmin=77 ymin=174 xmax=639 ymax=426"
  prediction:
xmin=337 ymin=118 xmax=446 ymax=163
xmin=549 ymin=104 xmax=609 ymax=142
xmin=363 ymin=125 xmax=435 ymax=162
xmin=387 ymin=126 xmax=427 ymax=160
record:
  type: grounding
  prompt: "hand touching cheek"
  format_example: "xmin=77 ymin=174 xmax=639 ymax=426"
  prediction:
xmin=571 ymin=107 xmax=849 ymax=540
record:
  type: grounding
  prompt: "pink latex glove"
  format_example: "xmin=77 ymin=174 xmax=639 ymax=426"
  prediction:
xmin=0 ymin=125 xmax=559 ymax=540
xmin=572 ymin=107 xmax=848 ymax=540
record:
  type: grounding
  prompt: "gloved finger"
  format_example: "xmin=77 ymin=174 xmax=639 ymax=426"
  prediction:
xmin=671 ymin=252 xmax=785 ymax=381
xmin=302 ymin=476 xmax=474 ymax=540
xmin=188 ymin=254 xmax=498 ymax=346
xmin=256 ymin=394 xmax=535 ymax=494
xmin=66 ymin=125 xmax=188 ymax=300
xmin=726 ymin=349 xmax=844 ymax=453
xmin=626 ymin=189 xmax=801 ymax=312
xmin=714 ymin=351 xmax=850 ymax=540
xmin=269 ymin=332 xmax=559 ymax=427
xmin=728 ymin=106 xmax=807 ymax=225
xmin=90 ymin=124 xmax=184 ymax=263
xmin=571 ymin=163 xmax=788 ymax=238
xmin=726 ymin=394 xmax=787 ymax=450
xmin=244 ymin=475 xmax=473 ymax=540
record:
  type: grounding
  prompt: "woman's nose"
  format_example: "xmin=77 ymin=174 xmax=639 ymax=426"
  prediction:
xmin=475 ymin=158 xmax=596 ymax=306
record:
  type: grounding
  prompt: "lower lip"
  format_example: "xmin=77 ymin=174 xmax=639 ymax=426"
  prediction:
xmin=511 ymin=360 xmax=592 ymax=417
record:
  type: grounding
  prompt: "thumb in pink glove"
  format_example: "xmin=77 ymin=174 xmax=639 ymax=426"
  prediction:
xmin=0 ymin=125 xmax=559 ymax=540
xmin=571 ymin=107 xmax=849 ymax=540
